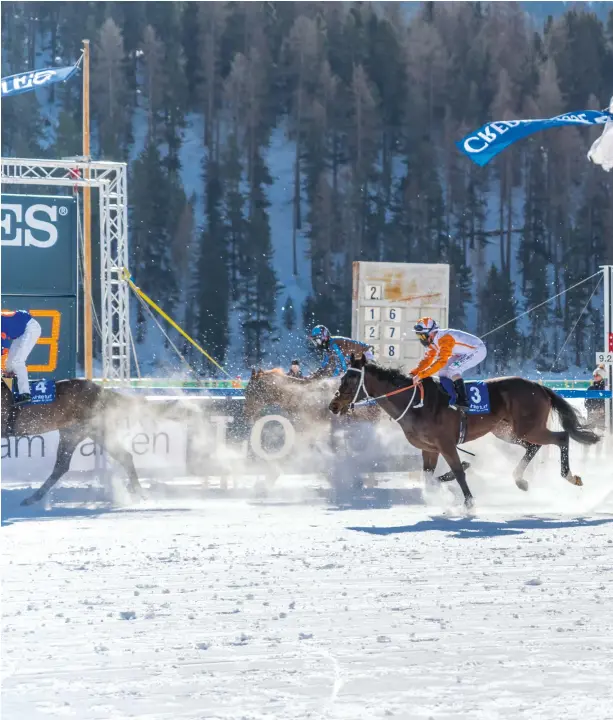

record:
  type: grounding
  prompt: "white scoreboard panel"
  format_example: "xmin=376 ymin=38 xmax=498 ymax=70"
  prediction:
xmin=351 ymin=261 xmax=450 ymax=374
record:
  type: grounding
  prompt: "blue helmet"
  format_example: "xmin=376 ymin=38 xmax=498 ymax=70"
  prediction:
xmin=310 ymin=325 xmax=330 ymax=347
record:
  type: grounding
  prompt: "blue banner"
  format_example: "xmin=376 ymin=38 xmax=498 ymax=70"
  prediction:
xmin=457 ymin=110 xmax=613 ymax=167
xmin=1 ymin=63 xmax=80 ymax=98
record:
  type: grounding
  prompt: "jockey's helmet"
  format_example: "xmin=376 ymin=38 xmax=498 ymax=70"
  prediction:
xmin=413 ymin=317 xmax=438 ymax=347
xmin=310 ymin=325 xmax=330 ymax=347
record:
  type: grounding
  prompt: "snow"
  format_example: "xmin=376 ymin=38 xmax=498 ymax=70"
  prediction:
xmin=3 ymin=427 xmax=613 ymax=719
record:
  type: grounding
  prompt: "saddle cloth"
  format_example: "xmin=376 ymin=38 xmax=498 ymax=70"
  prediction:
xmin=439 ymin=377 xmax=490 ymax=414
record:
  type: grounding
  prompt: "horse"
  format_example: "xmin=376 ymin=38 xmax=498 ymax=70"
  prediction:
xmin=328 ymin=354 xmax=601 ymax=508
xmin=1 ymin=378 xmax=174 ymax=506
xmin=244 ymin=368 xmax=380 ymax=425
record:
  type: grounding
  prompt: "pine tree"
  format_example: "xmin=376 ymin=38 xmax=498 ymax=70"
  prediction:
xmin=92 ymin=18 xmax=131 ymax=159
xmin=130 ymin=142 xmax=179 ymax=340
xmin=196 ymin=159 xmax=229 ymax=370
xmin=480 ymin=265 xmax=520 ymax=373
xmin=282 ymin=295 xmax=297 ymax=332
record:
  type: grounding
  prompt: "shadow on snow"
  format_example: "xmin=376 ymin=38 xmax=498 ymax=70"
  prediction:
xmin=347 ymin=515 xmax=613 ymax=539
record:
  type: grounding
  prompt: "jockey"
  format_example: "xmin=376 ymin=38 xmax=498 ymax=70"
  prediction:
xmin=410 ymin=317 xmax=487 ymax=409
xmin=1 ymin=310 xmax=42 ymax=404
xmin=308 ymin=325 xmax=374 ymax=379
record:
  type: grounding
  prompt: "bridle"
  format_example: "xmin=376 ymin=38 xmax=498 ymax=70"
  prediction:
xmin=338 ymin=366 xmax=419 ymax=424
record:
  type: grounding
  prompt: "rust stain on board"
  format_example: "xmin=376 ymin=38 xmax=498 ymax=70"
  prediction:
xmin=369 ymin=271 xmax=442 ymax=304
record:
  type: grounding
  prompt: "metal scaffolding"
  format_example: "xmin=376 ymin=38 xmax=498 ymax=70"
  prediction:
xmin=1 ymin=157 xmax=130 ymax=381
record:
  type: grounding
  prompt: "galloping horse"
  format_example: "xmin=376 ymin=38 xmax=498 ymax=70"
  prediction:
xmin=2 ymin=379 xmax=148 ymax=506
xmin=329 ymin=355 xmax=600 ymax=508
xmin=244 ymin=368 xmax=380 ymax=425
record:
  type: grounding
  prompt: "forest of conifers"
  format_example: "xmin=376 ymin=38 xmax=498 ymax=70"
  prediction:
xmin=2 ymin=2 xmax=613 ymax=373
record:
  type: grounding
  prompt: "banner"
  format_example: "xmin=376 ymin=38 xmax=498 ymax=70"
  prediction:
xmin=1 ymin=63 xmax=80 ymax=98
xmin=457 ymin=110 xmax=613 ymax=167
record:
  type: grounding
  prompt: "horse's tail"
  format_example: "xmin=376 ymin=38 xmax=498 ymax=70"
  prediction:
xmin=543 ymin=386 xmax=600 ymax=446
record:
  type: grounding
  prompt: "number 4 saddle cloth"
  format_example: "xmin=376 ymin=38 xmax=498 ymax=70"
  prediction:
xmin=439 ymin=377 xmax=491 ymax=414
xmin=8 ymin=378 xmax=57 ymax=405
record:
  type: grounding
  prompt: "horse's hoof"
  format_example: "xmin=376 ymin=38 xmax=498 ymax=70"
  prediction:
xmin=515 ymin=478 xmax=529 ymax=492
xmin=464 ymin=496 xmax=475 ymax=510
xmin=568 ymin=475 xmax=583 ymax=487
xmin=21 ymin=495 xmax=38 ymax=507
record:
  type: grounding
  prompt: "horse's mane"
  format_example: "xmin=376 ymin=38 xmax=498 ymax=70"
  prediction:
xmin=364 ymin=362 xmax=412 ymax=387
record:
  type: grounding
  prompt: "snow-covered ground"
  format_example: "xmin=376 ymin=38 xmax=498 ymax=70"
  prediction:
xmin=3 ymin=429 xmax=613 ymax=720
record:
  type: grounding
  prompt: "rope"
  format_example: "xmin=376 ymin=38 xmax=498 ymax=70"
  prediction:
xmin=482 ymin=270 xmax=603 ymax=338
xmin=550 ymin=273 xmax=603 ymax=372
xmin=123 ymin=268 xmax=230 ymax=378
xmin=132 ymin=289 xmax=199 ymax=380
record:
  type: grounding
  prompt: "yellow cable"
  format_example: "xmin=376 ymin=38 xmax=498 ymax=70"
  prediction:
xmin=121 ymin=268 xmax=232 ymax=378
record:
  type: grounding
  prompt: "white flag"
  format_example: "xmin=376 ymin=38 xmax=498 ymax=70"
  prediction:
xmin=588 ymin=96 xmax=613 ymax=171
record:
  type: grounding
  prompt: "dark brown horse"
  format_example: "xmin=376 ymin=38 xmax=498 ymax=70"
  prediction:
xmin=329 ymin=355 xmax=600 ymax=508
xmin=2 ymin=378 xmax=146 ymax=506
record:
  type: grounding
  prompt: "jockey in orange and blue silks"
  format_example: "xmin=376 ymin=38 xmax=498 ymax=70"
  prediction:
xmin=308 ymin=325 xmax=374 ymax=380
xmin=410 ymin=317 xmax=487 ymax=409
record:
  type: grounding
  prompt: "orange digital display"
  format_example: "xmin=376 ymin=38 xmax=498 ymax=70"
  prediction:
xmin=1 ymin=309 xmax=61 ymax=373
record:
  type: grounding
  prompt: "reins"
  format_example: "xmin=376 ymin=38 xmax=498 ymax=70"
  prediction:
xmin=344 ymin=366 xmax=476 ymax=457
xmin=345 ymin=366 xmax=420 ymax=423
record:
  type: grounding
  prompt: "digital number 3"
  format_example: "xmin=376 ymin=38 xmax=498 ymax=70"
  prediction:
xmin=28 ymin=310 xmax=61 ymax=372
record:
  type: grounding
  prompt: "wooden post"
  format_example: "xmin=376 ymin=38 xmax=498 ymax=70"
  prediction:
xmin=82 ymin=39 xmax=93 ymax=379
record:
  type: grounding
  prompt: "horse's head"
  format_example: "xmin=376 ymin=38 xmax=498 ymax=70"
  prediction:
xmin=328 ymin=353 xmax=368 ymax=415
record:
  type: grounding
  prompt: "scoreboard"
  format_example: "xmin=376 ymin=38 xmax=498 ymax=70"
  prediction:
xmin=1 ymin=194 xmax=77 ymax=379
xmin=1 ymin=297 xmax=76 ymax=379
xmin=351 ymin=262 xmax=450 ymax=374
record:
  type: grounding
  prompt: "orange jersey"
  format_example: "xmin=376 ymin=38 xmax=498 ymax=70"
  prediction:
xmin=410 ymin=329 xmax=483 ymax=379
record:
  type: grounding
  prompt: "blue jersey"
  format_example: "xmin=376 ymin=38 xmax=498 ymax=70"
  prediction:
xmin=320 ymin=336 xmax=371 ymax=376
xmin=1 ymin=310 xmax=32 ymax=348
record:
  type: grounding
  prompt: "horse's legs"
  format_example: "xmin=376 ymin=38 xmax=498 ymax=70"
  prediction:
xmin=95 ymin=429 xmax=144 ymax=497
xmin=492 ymin=429 xmax=541 ymax=491
xmin=522 ymin=427 xmax=582 ymax=486
xmin=440 ymin=444 xmax=474 ymax=508
xmin=511 ymin=441 xmax=541 ymax=491
xmin=21 ymin=428 xmax=82 ymax=506
xmin=421 ymin=450 xmax=439 ymax=484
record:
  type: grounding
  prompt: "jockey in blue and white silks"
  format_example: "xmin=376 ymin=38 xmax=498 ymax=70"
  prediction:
xmin=307 ymin=325 xmax=374 ymax=380
xmin=1 ymin=309 xmax=42 ymax=403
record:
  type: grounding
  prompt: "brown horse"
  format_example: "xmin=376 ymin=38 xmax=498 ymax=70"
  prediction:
xmin=244 ymin=368 xmax=380 ymax=426
xmin=329 ymin=355 xmax=600 ymax=508
xmin=1 ymin=378 xmax=147 ymax=506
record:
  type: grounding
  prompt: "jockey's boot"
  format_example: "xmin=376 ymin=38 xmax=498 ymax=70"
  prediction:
xmin=14 ymin=393 xmax=31 ymax=405
xmin=452 ymin=379 xmax=469 ymax=409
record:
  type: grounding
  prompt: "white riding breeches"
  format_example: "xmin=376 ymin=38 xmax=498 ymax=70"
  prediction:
xmin=5 ymin=318 xmax=42 ymax=395
xmin=438 ymin=343 xmax=487 ymax=380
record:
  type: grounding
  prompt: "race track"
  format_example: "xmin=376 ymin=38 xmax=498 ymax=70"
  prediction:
xmin=3 ymin=436 xmax=613 ymax=720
